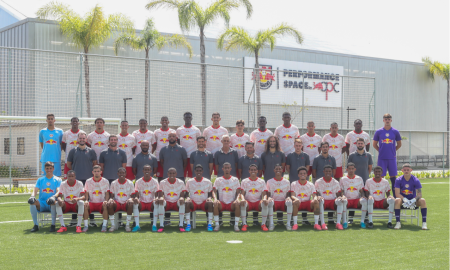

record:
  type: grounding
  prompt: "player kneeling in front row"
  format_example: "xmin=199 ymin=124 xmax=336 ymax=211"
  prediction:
xmin=240 ymin=164 xmax=268 ymax=231
xmin=132 ymin=165 xmax=160 ymax=232
xmin=290 ymin=166 xmax=321 ymax=230
xmin=340 ymin=163 xmax=367 ymax=229
xmin=266 ymin=164 xmax=293 ymax=231
xmin=83 ymin=165 xmax=110 ymax=232
xmin=157 ymin=168 xmax=192 ymax=232
xmin=314 ymin=165 xmax=347 ymax=230
xmin=394 ymin=164 xmax=428 ymax=230
xmin=364 ymin=166 xmax=395 ymax=229
xmin=55 ymin=170 xmax=85 ymax=233
xmin=212 ymin=162 xmax=241 ymax=232
xmin=186 ymin=165 xmax=214 ymax=231
xmin=107 ymin=167 xmax=136 ymax=232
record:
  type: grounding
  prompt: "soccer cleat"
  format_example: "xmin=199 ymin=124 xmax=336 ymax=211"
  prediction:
xmin=185 ymin=224 xmax=191 ymax=232
xmin=241 ymin=224 xmax=248 ymax=232
xmin=125 ymin=225 xmax=131 ymax=232
xmin=132 ymin=226 xmax=141 ymax=232
xmin=348 ymin=219 xmax=353 ymax=225
xmin=89 ymin=222 xmax=98 ymax=228
xmin=157 ymin=227 xmax=165 ymax=233
xmin=234 ymin=225 xmax=240 ymax=232
xmin=394 ymin=222 xmax=401 ymax=230
xmin=68 ymin=222 xmax=77 ymax=227
xmin=207 ymin=224 xmax=213 ymax=232
xmin=179 ymin=227 xmax=186 ymax=232
xmin=277 ymin=220 xmax=285 ymax=226
xmin=82 ymin=226 xmax=89 ymax=233
xmin=76 ymin=226 xmax=82 ymax=233
xmin=253 ymin=220 xmax=261 ymax=226
xmin=343 ymin=222 xmax=348 ymax=229
xmin=387 ymin=222 xmax=394 ymax=229
xmin=336 ymin=223 xmax=344 ymax=230
xmin=321 ymin=224 xmax=328 ymax=230
xmin=422 ymin=222 xmax=427 ymax=230
xmin=314 ymin=224 xmax=322 ymax=231
xmin=302 ymin=220 xmax=311 ymax=225
xmin=152 ymin=225 xmax=158 ymax=232
xmin=286 ymin=225 xmax=292 ymax=231
xmin=367 ymin=222 xmax=374 ymax=229
xmin=101 ymin=226 xmax=107 ymax=232
xmin=292 ymin=224 xmax=298 ymax=231
xmin=49 ymin=225 xmax=56 ymax=232
xmin=360 ymin=223 xmax=366 ymax=229
xmin=214 ymin=224 xmax=220 ymax=231
xmin=119 ymin=221 xmax=125 ymax=228
xmin=269 ymin=224 xmax=275 ymax=231
xmin=30 ymin=225 xmax=39 ymax=232
xmin=108 ymin=226 xmax=115 ymax=232
xmin=164 ymin=221 xmax=171 ymax=226
xmin=261 ymin=224 xmax=269 ymax=231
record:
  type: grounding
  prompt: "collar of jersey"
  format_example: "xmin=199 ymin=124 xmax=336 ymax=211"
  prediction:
xmin=93 ymin=177 xmax=102 ymax=182
xmin=195 ymin=177 xmax=204 ymax=182
xmin=373 ymin=177 xmax=382 ymax=183
xmin=119 ymin=133 xmax=129 ymax=137
xmin=274 ymin=177 xmax=284 ymax=181
xmin=329 ymin=133 xmax=338 ymax=138
xmin=347 ymin=175 xmax=356 ymax=179
xmin=168 ymin=179 xmax=177 ymax=184
xmin=139 ymin=129 xmax=148 ymax=134
xmin=67 ymin=180 xmax=76 ymax=187
xmin=353 ymin=130 xmax=363 ymax=134
xmin=95 ymin=130 xmax=105 ymax=135
xmin=249 ymin=177 xmax=259 ymax=181
xmin=323 ymin=177 xmax=333 ymax=183
xmin=235 ymin=133 xmax=245 ymax=137
xmin=184 ymin=125 xmax=193 ymax=128
xmin=223 ymin=175 xmax=232 ymax=180
xmin=143 ymin=177 xmax=152 ymax=182
xmin=298 ymin=180 xmax=308 ymax=185
xmin=258 ymin=128 xmax=267 ymax=132
xmin=70 ymin=129 xmax=80 ymax=134
xmin=118 ymin=179 xmax=127 ymax=185
xmin=211 ymin=125 xmax=221 ymax=129
xmin=160 ymin=128 xmax=169 ymax=132
xmin=283 ymin=124 xmax=291 ymax=128
xmin=307 ymin=133 xmax=316 ymax=137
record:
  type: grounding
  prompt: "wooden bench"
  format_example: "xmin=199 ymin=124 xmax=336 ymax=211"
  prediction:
xmin=415 ymin=155 xmax=430 ymax=167
xmin=433 ymin=155 xmax=446 ymax=166
xmin=12 ymin=178 xmax=38 ymax=188
xmin=396 ymin=156 xmax=410 ymax=167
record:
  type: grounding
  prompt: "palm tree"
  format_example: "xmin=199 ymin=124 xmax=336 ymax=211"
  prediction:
xmin=37 ymin=2 xmax=134 ymax=117
xmin=145 ymin=0 xmax=253 ymax=126
xmin=217 ymin=24 xmax=303 ymax=118
xmin=422 ymin=57 xmax=450 ymax=166
xmin=114 ymin=18 xmax=193 ymax=119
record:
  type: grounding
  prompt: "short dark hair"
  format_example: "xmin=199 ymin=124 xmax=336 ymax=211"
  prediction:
xmin=139 ymin=118 xmax=147 ymax=123
xmin=195 ymin=164 xmax=203 ymax=170
xmin=258 ymin=116 xmax=267 ymax=120
xmin=347 ymin=162 xmax=355 ymax=168
xmin=274 ymin=163 xmax=282 ymax=168
xmin=223 ymin=162 xmax=231 ymax=167
xmin=402 ymin=163 xmax=412 ymax=169
xmin=109 ymin=135 xmax=118 ymax=141
xmin=307 ymin=121 xmax=314 ymax=125
xmin=323 ymin=165 xmax=333 ymax=171
xmin=212 ymin=112 xmax=220 ymax=117
xmin=320 ymin=141 xmax=329 ymax=148
xmin=143 ymin=164 xmax=152 ymax=169
xmin=249 ymin=164 xmax=258 ymax=170
xmin=67 ymin=170 xmax=75 ymax=175
xmin=330 ymin=122 xmax=338 ymax=127
xmin=184 ymin=112 xmax=192 ymax=117
xmin=297 ymin=166 xmax=307 ymax=173
xmin=356 ymin=137 xmax=365 ymax=143
xmin=118 ymin=167 xmax=126 ymax=173
xmin=373 ymin=166 xmax=383 ymax=172
xmin=354 ymin=119 xmax=362 ymax=124
xmin=44 ymin=161 xmax=54 ymax=168
xmin=245 ymin=141 xmax=254 ymax=147
xmin=71 ymin=117 xmax=79 ymax=122
xmin=383 ymin=113 xmax=392 ymax=119
xmin=197 ymin=136 xmax=206 ymax=142
xmin=282 ymin=112 xmax=291 ymax=117
xmin=93 ymin=165 xmax=102 ymax=170
xmin=121 ymin=120 xmax=128 ymax=124
xmin=95 ymin=118 xmax=105 ymax=124
xmin=236 ymin=119 xmax=245 ymax=125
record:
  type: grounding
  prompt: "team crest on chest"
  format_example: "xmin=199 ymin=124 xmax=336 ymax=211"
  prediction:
xmin=386 ymin=133 xmax=389 ymax=137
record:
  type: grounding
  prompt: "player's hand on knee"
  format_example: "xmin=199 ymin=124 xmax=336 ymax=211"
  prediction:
xmin=178 ymin=197 xmax=185 ymax=205
xmin=28 ymin=196 xmax=36 ymax=205
xmin=206 ymin=198 xmax=212 ymax=203
xmin=239 ymin=200 xmax=246 ymax=207
xmin=133 ymin=197 xmax=139 ymax=204
xmin=46 ymin=196 xmax=56 ymax=205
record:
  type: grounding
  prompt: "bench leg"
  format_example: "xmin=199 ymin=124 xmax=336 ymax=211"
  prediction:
xmin=192 ymin=211 xmax=196 ymax=229
xmin=114 ymin=213 xmax=119 ymax=230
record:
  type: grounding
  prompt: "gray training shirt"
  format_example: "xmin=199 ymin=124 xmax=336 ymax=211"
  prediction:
xmin=312 ymin=154 xmax=336 ymax=180
xmin=238 ymin=154 xmax=263 ymax=180
xmin=190 ymin=150 xmax=214 ymax=178
xmin=99 ymin=148 xmax=127 ymax=180
xmin=159 ymin=144 xmax=187 ymax=178
xmin=132 ymin=152 xmax=158 ymax=180
xmin=67 ymin=146 xmax=97 ymax=180
xmin=214 ymin=148 xmax=239 ymax=177
xmin=286 ymin=152 xmax=310 ymax=182
xmin=261 ymin=150 xmax=286 ymax=181
xmin=347 ymin=151 xmax=373 ymax=183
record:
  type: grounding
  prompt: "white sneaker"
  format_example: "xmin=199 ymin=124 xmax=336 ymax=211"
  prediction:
xmin=286 ymin=225 xmax=292 ymax=231
xmin=269 ymin=224 xmax=275 ymax=231
xmin=422 ymin=222 xmax=427 ymax=230
xmin=234 ymin=225 xmax=240 ymax=232
xmin=213 ymin=224 xmax=220 ymax=232
xmin=394 ymin=222 xmax=401 ymax=230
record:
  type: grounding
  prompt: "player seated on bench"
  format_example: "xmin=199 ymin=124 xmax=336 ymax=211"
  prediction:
xmin=266 ymin=164 xmax=293 ymax=231
xmin=55 ymin=170 xmax=85 ymax=233
xmin=83 ymin=165 xmax=110 ymax=233
xmin=394 ymin=163 xmax=428 ymax=230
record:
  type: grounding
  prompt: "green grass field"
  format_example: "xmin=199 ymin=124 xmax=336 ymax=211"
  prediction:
xmin=0 ymin=178 xmax=448 ymax=269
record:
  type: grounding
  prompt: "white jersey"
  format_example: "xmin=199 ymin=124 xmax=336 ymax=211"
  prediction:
xmin=153 ymin=128 xmax=175 ymax=161
xmin=213 ymin=176 xmax=240 ymax=204
xmin=186 ymin=178 xmax=213 ymax=204
xmin=176 ymin=125 xmax=202 ymax=156
xmin=59 ymin=180 xmax=85 ymax=203
xmin=266 ymin=178 xmax=290 ymax=201
xmin=160 ymin=178 xmax=186 ymax=203
xmin=110 ymin=179 xmax=135 ymax=204
xmin=274 ymin=124 xmax=300 ymax=156
xmin=290 ymin=180 xmax=316 ymax=202
xmin=300 ymin=133 xmax=322 ymax=166
xmin=364 ymin=178 xmax=391 ymax=201
xmin=84 ymin=177 xmax=110 ymax=203
xmin=132 ymin=129 xmax=155 ymax=156
xmin=134 ymin=177 xmax=159 ymax=203
xmin=322 ymin=133 xmax=346 ymax=167
xmin=345 ymin=131 xmax=371 ymax=154
xmin=117 ymin=133 xmax=136 ymax=167
xmin=241 ymin=177 xmax=266 ymax=203
xmin=87 ymin=130 xmax=110 ymax=162
xmin=250 ymin=128 xmax=273 ymax=157
xmin=230 ymin=133 xmax=250 ymax=158
xmin=203 ymin=125 xmax=228 ymax=155
xmin=62 ymin=129 xmax=82 ymax=162
xmin=314 ymin=177 xmax=341 ymax=200
xmin=340 ymin=175 xmax=365 ymax=200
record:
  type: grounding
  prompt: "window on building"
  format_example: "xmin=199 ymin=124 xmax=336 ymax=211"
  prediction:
xmin=17 ymin=137 xmax=25 ymax=155
xmin=4 ymin=138 xmax=10 ymax=155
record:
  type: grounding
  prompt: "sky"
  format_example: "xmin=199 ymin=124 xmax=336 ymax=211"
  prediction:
xmin=2 ymin=0 xmax=449 ymax=63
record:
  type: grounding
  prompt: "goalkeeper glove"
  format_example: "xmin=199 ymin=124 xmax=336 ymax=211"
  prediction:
xmin=28 ymin=196 xmax=36 ymax=205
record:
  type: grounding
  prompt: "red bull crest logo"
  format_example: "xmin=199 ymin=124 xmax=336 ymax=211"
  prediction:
xmin=330 ymin=145 xmax=338 ymax=150
xmin=160 ymin=138 xmax=168 ymax=143
xmin=117 ymin=192 xmax=127 ymax=198
xmin=298 ymin=193 xmax=307 ymax=198
xmin=382 ymin=139 xmax=393 ymax=144
xmin=257 ymin=139 xmax=266 ymax=144
xmin=95 ymin=141 xmax=105 ymax=147
xmin=248 ymin=188 xmax=259 ymax=194
xmin=347 ymin=186 xmax=357 ymax=192
xmin=373 ymin=190 xmax=382 ymax=196
xmin=183 ymin=135 xmax=193 ymax=140
xmin=210 ymin=136 xmax=219 ymax=141
xmin=235 ymin=144 xmax=244 ymax=149
xmin=167 ymin=192 xmax=177 ymax=197
xmin=194 ymin=190 xmax=205 ymax=195
xmin=402 ymin=189 xmax=413 ymax=195
xmin=307 ymin=144 xmax=316 ymax=149
xmin=252 ymin=65 xmax=275 ymax=90
xmin=93 ymin=190 xmax=102 ymax=196
xmin=46 ymin=139 xmax=57 ymax=145
xmin=120 ymin=144 xmax=127 ymax=149
xmin=274 ymin=189 xmax=283 ymax=195
xmin=222 ymin=187 xmax=233 ymax=193
xmin=283 ymin=135 xmax=292 ymax=140
xmin=42 ymin=188 xmax=54 ymax=193
xmin=69 ymin=140 xmax=78 ymax=146
xmin=142 ymin=190 xmax=151 ymax=195
xmin=323 ymin=190 xmax=332 ymax=196
xmin=66 ymin=194 xmax=77 ymax=200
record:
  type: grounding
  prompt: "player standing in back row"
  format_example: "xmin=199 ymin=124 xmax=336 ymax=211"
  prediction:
xmin=250 ymin=116 xmax=273 ymax=158
xmin=274 ymin=112 xmax=300 ymax=157
xmin=132 ymin=119 xmax=155 ymax=156
xmin=62 ymin=117 xmax=82 ymax=178
xmin=87 ymin=118 xmax=110 ymax=163
xmin=300 ymin=121 xmax=322 ymax=177
xmin=230 ymin=119 xmax=250 ymax=159
xmin=177 ymin=112 xmax=201 ymax=178
xmin=39 ymin=114 xmax=64 ymax=176
xmin=118 ymin=120 xmax=137 ymax=180
xmin=322 ymin=122 xmax=346 ymax=180
xmin=153 ymin=116 xmax=175 ymax=180
xmin=203 ymin=112 xmax=229 ymax=174
xmin=373 ymin=113 xmax=402 ymax=196
xmin=345 ymin=119 xmax=370 ymax=155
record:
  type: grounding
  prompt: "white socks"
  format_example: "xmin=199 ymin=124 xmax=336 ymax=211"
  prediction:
xmin=208 ymin=212 xmax=213 ymax=225
xmin=368 ymin=198 xmax=374 ymax=223
xmin=109 ymin=215 xmax=115 ymax=226
xmin=153 ymin=205 xmax=159 ymax=227
xmin=133 ymin=204 xmax=139 ymax=226
xmin=336 ymin=200 xmax=343 ymax=224
xmin=293 ymin=216 xmax=298 ymax=224
xmin=159 ymin=204 xmax=165 ymax=227
xmin=360 ymin=198 xmax=368 ymax=223
xmin=214 ymin=215 xmax=219 ymax=225
xmin=178 ymin=204 xmax=185 ymax=226
xmin=319 ymin=200 xmax=325 ymax=224
xmin=241 ymin=204 xmax=247 ymax=225
xmin=55 ymin=203 xmax=65 ymax=227
xmin=387 ymin=197 xmax=395 ymax=223
xmin=314 ymin=215 xmax=319 ymax=225
xmin=77 ymin=201 xmax=84 ymax=227
xmin=342 ymin=200 xmax=348 ymax=224
xmin=261 ymin=203 xmax=268 ymax=225
xmin=285 ymin=200 xmax=293 ymax=225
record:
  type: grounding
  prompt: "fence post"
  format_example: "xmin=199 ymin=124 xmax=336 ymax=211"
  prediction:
xmin=340 ymin=76 xmax=344 ymax=129
xmin=80 ymin=53 xmax=83 ymax=118
xmin=409 ymin=131 xmax=411 ymax=164
xmin=443 ymin=132 xmax=446 ymax=173
xmin=8 ymin=48 xmax=12 ymax=192
xmin=301 ymin=75 xmax=305 ymax=134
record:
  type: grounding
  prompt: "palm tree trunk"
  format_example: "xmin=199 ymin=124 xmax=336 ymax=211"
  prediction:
xmin=84 ymin=48 xmax=91 ymax=118
xmin=255 ymin=51 xmax=261 ymax=119
xmin=145 ymin=49 xmax=150 ymax=120
xmin=447 ymin=79 xmax=449 ymax=166
xmin=200 ymin=28 xmax=206 ymax=127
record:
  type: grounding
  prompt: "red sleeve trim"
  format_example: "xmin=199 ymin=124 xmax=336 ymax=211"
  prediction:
xmin=363 ymin=188 xmax=368 ymax=191
xmin=337 ymin=190 xmax=342 ymax=193
xmin=80 ymin=191 xmax=85 ymax=194
xmin=59 ymin=192 xmax=62 ymax=195
xmin=264 ymin=189 xmax=268 ymax=192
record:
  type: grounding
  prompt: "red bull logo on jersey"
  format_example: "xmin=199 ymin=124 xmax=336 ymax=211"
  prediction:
xmin=69 ymin=140 xmax=78 ymax=146
xmin=117 ymin=192 xmax=127 ymax=198
xmin=283 ymin=135 xmax=292 ymax=140
xmin=42 ymin=188 xmax=54 ymax=193
xmin=194 ymin=190 xmax=205 ymax=195
xmin=119 ymin=144 xmax=128 ymax=149
xmin=252 ymin=65 xmax=275 ymax=90
xmin=298 ymin=193 xmax=308 ymax=198
xmin=167 ymin=192 xmax=178 ymax=197
xmin=329 ymin=145 xmax=338 ymax=150
xmin=382 ymin=138 xmax=393 ymax=144
xmin=66 ymin=195 xmax=77 ymax=200
xmin=222 ymin=187 xmax=233 ymax=193
xmin=95 ymin=141 xmax=105 ymax=147
xmin=235 ymin=144 xmax=244 ymax=149
xmin=322 ymin=190 xmax=332 ymax=196
xmin=93 ymin=190 xmax=102 ymax=196
xmin=160 ymin=138 xmax=168 ymax=143
xmin=142 ymin=190 xmax=151 ymax=196
xmin=248 ymin=188 xmax=259 ymax=194
xmin=306 ymin=144 xmax=316 ymax=149
xmin=373 ymin=190 xmax=383 ymax=196
xmin=210 ymin=136 xmax=219 ymax=141
xmin=183 ymin=135 xmax=193 ymax=140
xmin=46 ymin=139 xmax=57 ymax=145
xmin=347 ymin=186 xmax=357 ymax=192
xmin=402 ymin=189 xmax=413 ymax=195
xmin=274 ymin=189 xmax=283 ymax=195
xmin=257 ymin=139 xmax=266 ymax=144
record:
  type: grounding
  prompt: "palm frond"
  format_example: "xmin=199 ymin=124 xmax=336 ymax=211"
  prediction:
xmin=217 ymin=26 xmax=256 ymax=55
xmin=114 ymin=34 xmax=143 ymax=55
xmin=422 ymin=57 xmax=449 ymax=81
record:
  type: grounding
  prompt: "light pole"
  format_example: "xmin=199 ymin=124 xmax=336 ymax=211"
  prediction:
xmin=346 ymin=106 xmax=356 ymax=129
xmin=123 ymin=98 xmax=132 ymax=121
